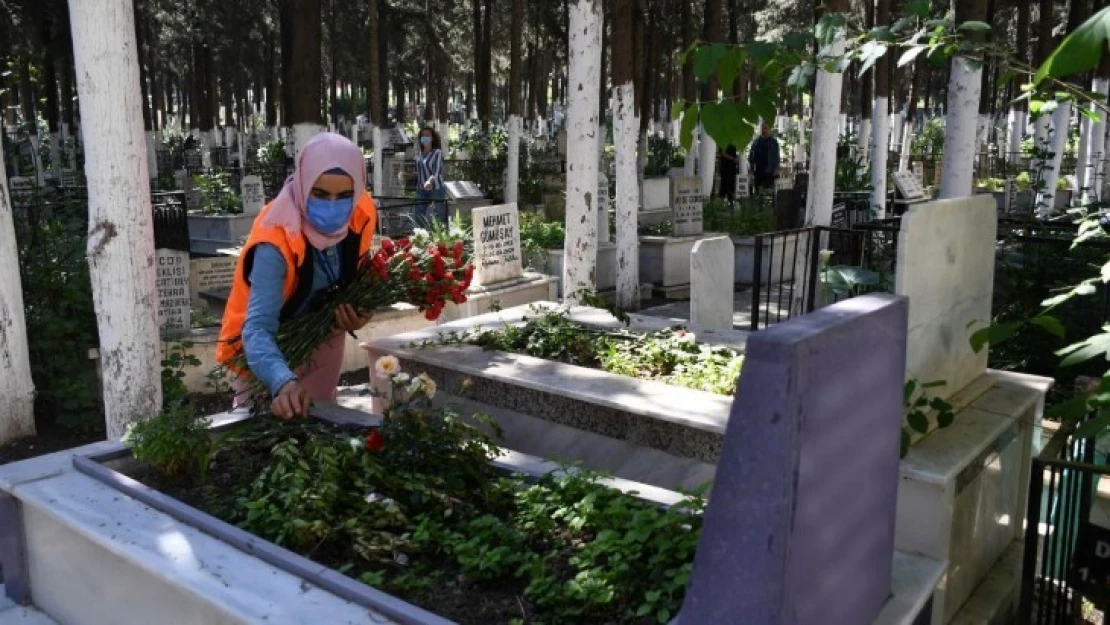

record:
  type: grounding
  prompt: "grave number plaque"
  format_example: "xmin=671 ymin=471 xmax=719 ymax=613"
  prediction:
xmin=1069 ymin=522 xmax=1110 ymax=606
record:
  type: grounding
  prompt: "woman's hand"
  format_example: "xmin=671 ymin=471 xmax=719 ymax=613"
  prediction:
xmin=334 ymin=304 xmax=373 ymax=333
xmin=423 ymin=180 xmax=433 ymax=190
xmin=272 ymin=379 xmax=311 ymax=420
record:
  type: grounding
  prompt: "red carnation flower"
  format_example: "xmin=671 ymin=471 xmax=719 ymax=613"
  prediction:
xmin=365 ymin=429 xmax=385 ymax=452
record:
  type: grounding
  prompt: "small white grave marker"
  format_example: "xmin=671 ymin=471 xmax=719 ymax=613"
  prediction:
xmin=156 ymin=249 xmax=192 ymax=335
xmin=911 ymin=161 xmax=925 ymax=187
xmin=690 ymin=236 xmax=735 ymax=331
xmin=671 ymin=177 xmax=705 ymax=237
xmin=735 ymin=174 xmax=750 ymax=199
xmin=598 ymin=172 xmax=610 ymax=244
xmin=472 ymin=203 xmax=523 ymax=287
xmin=240 ymin=175 xmax=266 ymax=216
xmin=892 ymin=171 xmax=926 ymax=201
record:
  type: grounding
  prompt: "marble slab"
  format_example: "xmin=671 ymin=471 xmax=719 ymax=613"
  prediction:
xmin=690 ymin=237 xmax=735 ymax=331
xmin=872 ymin=552 xmax=947 ymax=625
xmin=895 ymin=195 xmax=997 ymax=401
xmin=471 ymin=203 xmax=523 ymax=287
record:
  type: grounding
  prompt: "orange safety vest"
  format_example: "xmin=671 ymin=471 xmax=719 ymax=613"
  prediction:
xmin=216 ymin=194 xmax=378 ymax=368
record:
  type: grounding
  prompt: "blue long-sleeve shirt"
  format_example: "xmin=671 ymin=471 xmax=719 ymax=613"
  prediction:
xmin=242 ymin=243 xmax=343 ymax=395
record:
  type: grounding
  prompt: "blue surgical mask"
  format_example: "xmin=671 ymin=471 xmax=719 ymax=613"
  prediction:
xmin=305 ymin=197 xmax=354 ymax=234
xmin=420 ymin=136 xmax=432 ymax=147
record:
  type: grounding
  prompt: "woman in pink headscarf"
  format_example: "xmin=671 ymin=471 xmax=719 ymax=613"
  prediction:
xmin=218 ymin=133 xmax=378 ymax=420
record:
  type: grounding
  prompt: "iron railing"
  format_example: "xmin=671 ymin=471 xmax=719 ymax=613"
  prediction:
xmin=1020 ymin=412 xmax=1108 ymax=625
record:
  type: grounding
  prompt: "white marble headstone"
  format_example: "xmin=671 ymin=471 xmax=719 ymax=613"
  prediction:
xmin=690 ymin=236 xmax=735 ymax=331
xmin=671 ymin=176 xmax=705 ymax=237
xmin=472 ymin=203 xmax=523 ymax=287
xmin=598 ymin=173 xmax=610 ymax=244
xmin=156 ymin=249 xmax=192 ymax=336
xmin=892 ymin=171 xmax=926 ymax=200
xmin=911 ymin=162 xmax=925 ymax=187
xmin=240 ymin=175 xmax=266 ymax=216
xmin=735 ymin=174 xmax=750 ymax=199
xmin=895 ymin=195 xmax=997 ymax=399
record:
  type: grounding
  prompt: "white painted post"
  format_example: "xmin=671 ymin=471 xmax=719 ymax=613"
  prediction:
xmin=293 ymin=123 xmax=323 ymax=159
xmin=372 ymin=126 xmax=384 ymax=195
xmin=857 ymin=118 xmax=871 ymax=164
xmin=870 ymin=97 xmax=890 ymax=217
xmin=436 ymin=120 xmax=450 ymax=158
xmin=889 ymin=111 xmax=902 ymax=153
xmin=563 ymin=0 xmax=602 ymax=305
xmin=0 ymin=138 xmax=37 ymax=443
xmin=67 ymin=0 xmax=163 ymax=438
xmin=506 ymin=114 xmax=522 ymax=203
xmin=939 ymin=57 xmax=983 ymax=199
xmin=145 ymin=131 xmax=159 ymax=180
xmin=898 ymin=117 xmax=914 ymax=171
xmin=1008 ymin=107 xmax=1027 ymax=164
xmin=613 ymin=85 xmax=640 ymax=309
xmin=1082 ymin=78 xmax=1109 ymax=204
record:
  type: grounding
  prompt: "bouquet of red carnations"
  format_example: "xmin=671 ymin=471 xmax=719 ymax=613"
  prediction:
xmin=225 ymin=229 xmax=473 ymax=394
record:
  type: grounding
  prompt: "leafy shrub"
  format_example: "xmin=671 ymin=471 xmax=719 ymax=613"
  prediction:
xmin=193 ymin=172 xmax=243 ymax=215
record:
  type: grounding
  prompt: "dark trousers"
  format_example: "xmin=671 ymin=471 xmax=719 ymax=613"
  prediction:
xmin=718 ymin=170 xmax=737 ymax=200
xmin=752 ymin=171 xmax=775 ymax=194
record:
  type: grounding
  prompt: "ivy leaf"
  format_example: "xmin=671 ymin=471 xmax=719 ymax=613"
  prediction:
xmin=679 ymin=104 xmax=700 ymax=151
xmin=746 ymin=41 xmax=776 ymax=65
xmin=816 ymin=13 xmax=848 ymax=47
xmin=935 ymin=407 xmax=955 ymax=429
xmin=1030 ymin=315 xmax=1066 ymax=339
xmin=969 ymin=321 xmax=1022 ymax=353
xmin=958 ymin=21 xmax=992 ymax=33
xmin=700 ymin=103 xmax=744 ymax=154
xmin=907 ymin=411 xmax=929 ymax=434
xmin=670 ymin=99 xmax=686 ymax=120
xmin=858 ymin=40 xmax=889 ymax=77
xmin=905 ymin=0 xmax=930 ymax=18
xmin=717 ymin=49 xmax=746 ymax=93
xmin=898 ymin=45 xmax=926 ymax=68
xmin=922 ymin=380 xmax=946 ymax=389
xmin=783 ymin=31 xmax=811 ymax=51
xmin=901 ymin=429 xmax=911 ymax=458
xmin=869 ymin=26 xmax=895 ymax=42
xmin=904 ymin=379 xmax=917 ymax=403
xmin=1058 ymin=331 xmax=1110 ymax=367
xmin=1035 ymin=7 xmax=1110 ymax=84
xmin=787 ymin=63 xmax=815 ymax=89
xmin=694 ymin=44 xmax=728 ymax=82
xmin=749 ymin=89 xmax=777 ymax=125
xmin=1072 ymin=409 xmax=1110 ymax=441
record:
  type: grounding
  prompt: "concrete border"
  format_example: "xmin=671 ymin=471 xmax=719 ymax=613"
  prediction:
xmin=0 ymin=492 xmax=31 ymax=605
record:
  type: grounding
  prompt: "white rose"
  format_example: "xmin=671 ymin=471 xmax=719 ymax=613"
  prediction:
xmin=374 ymin=355 xmax=401 ymax=376
xmin=393 ymin=372 xmax=411 ymax=385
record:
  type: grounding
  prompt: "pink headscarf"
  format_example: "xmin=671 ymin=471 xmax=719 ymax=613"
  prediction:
xmin=260 ymin=132 xmax=368 ymax=250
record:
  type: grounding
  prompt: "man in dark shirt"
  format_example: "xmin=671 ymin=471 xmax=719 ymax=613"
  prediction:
xmin=748 ymin=123 xmax=781 ymax=194
xmin=717 ymin=144 xmax=739 ymax=201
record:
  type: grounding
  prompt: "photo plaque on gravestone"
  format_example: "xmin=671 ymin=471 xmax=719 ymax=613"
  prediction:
xmin=240 ymin=175 xmax=266 ymax=216
xmin=671 ymin=176 xmax=705 ymax=237
xmin=471 ymin=203 xmax=523 ymax=287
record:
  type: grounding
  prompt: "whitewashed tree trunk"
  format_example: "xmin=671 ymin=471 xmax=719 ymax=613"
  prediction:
xmin=698 ymin=124 xmax=716 ymax=198
xmin=293 ymin=123 xmax=323 ymax=158
xmin=28 ymin=135 xmax=45 ymax=187
xmin=889 ymin=112 xmax=902 ymax=153
xmin=683 ymin=125 xmax=697 ymax=176
xmin=1077 ymin=108 xmax=1092 ymax=200
xmin=857 ymin=118 xmax=871 ymax=164
xmin=939 ymin=57 xmax=983 ymax=199
xmin=563 ymin=0 xmax=602 ymax=305
xmin=145 ymin=131 xmax=159 ymax=180
xmin=976 ymin=114 xmax=990 ymax=151
xmin=1034 ymin=115 xmax=1051 ymax=148
xmin=613 ymin=84 xmax=640 ymax=309
xmin=899 ymin=118 xmax=914 ymax=170
xmin=48 ymin=133 xmax=63 ymax=182
xmin=870 ymin=98 xmax=890 ymax=217
xmin=506 ymin=115 xmax=522 ymax=203
xmin=436 ymin=121 xmax=450 ymax=158
xmin=1081 ymin=78 xmax=1109 ymax=204
xmin=1037 ymin=103 xmax=1072 ymax=214
xmin=371 ymin=126 xmax=384 ymax=196
xmin=67 ymin=0 xmax=163 ymax=439
xmin=0 ymin=142 xmax=37 ymax=444
xmin=1008 ymin=108 xmax=1027 ymax=163
xmin=793 ymin=32 xmax=846 ymax=316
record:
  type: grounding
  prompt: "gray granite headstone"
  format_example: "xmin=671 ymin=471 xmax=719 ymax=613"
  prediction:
xmin=679 ymin=293 xmax=909 ymax=625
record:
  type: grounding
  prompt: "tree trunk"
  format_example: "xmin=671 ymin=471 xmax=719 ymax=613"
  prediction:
xmin=0 ymin=141 xmax=37 ymax=444
xmin=289 ymin=0 xmax=324 ymax=154
xmin=1038 ymin=0 xmax=1087 ymax=212
xmin=279 ymin=0 xmax=295 ymax=128
xmin=859 ymin=0 xmax=875 ymax=162
xmin=1087 ymin=46 xmax=1110 ymax=202
xmin=794 ymin=0 xmax=848 ymax=315
xmin=869 ymin=0 xmax=890 ymax=214
xmin=938 ymin=0 xmax=989 ymax=200
xmin=613 ymin=0 xmax=639 ymax=309
xmin=599 ymin=0 xmax=609 ymax=122
xmin=681 ymin=0 xmax=696 ymax=173
xmin=506 ymin=0 xmax=525 ymax=204
xmin=564 ymin=0 xmax=602 ymax=304
xmin=66 ymin=0 xmax=163 ymax=439
xmin=368 ymin=0 xmax=382 ymax=128
xmin=1008 ymin=0 xmax=1030 ymax=161
xmin=699 ymin=0 xmax=723 ymax=197
xmin=1032 ymin=0 xmax=1056 ymax=147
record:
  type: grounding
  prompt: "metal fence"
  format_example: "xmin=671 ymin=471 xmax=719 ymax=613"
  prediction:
xmin=1019 ymin=412 xmax=1108 ymax=625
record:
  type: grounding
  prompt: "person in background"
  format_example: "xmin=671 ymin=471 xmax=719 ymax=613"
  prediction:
xmin=717 ymin=144 xmax=739 ymax=201
xmin=414 ymin=127 xmax=446 ymax=225
xmin=748 ymin=122 xmax=781 ymax=195
xmin=217 ymin=132 xmax=377 ymax=420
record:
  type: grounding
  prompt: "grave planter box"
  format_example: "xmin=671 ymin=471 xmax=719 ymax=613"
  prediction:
xmin=639 ymin=233 xmax=725 ymax=289
xmin=539 ymin=244 xmax=617 ymax=295
xmin=1055 ymin=188 xmax=1072 ymax=209
xmin=732 ymin=232 xmax=799 ymax=286
xmin=187 ymin=213 xmax=253 ymax=255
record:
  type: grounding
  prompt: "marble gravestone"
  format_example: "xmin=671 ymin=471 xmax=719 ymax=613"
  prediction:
xmin=679 ymin=293 xmax=909 ymax=625
xmin=472 ymin=203 xmax=523 ymax=287
xmin=597 ymin=173 xmax=611 ymax=244
xmin=911 ymin=161 xmax=925 ymax=187
xmin=735 ymin=173 xmax=750 ymax=199
xmin=156 ymin=249 xmax=192 ymax=336
xmin=240 ymin=175 xmax=266 ymax=216
xmin=690 ymin=237 xmax=735 ymax=331
xmin=895 ymin=195 xmax=997 ymax=401
xmin=892 ymin=171 xmax=926 ymax=201
xmin=189 ymin=256 xmax=238 ymax=306
xmin=671 ymin=176 xmax=705 ymax=237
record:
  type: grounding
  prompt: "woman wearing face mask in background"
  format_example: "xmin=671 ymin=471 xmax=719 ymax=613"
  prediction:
xmin=414 ymin=126 xmax=445 ymax=226
xmin=217 ymin=133 xmax=378 ymax=420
